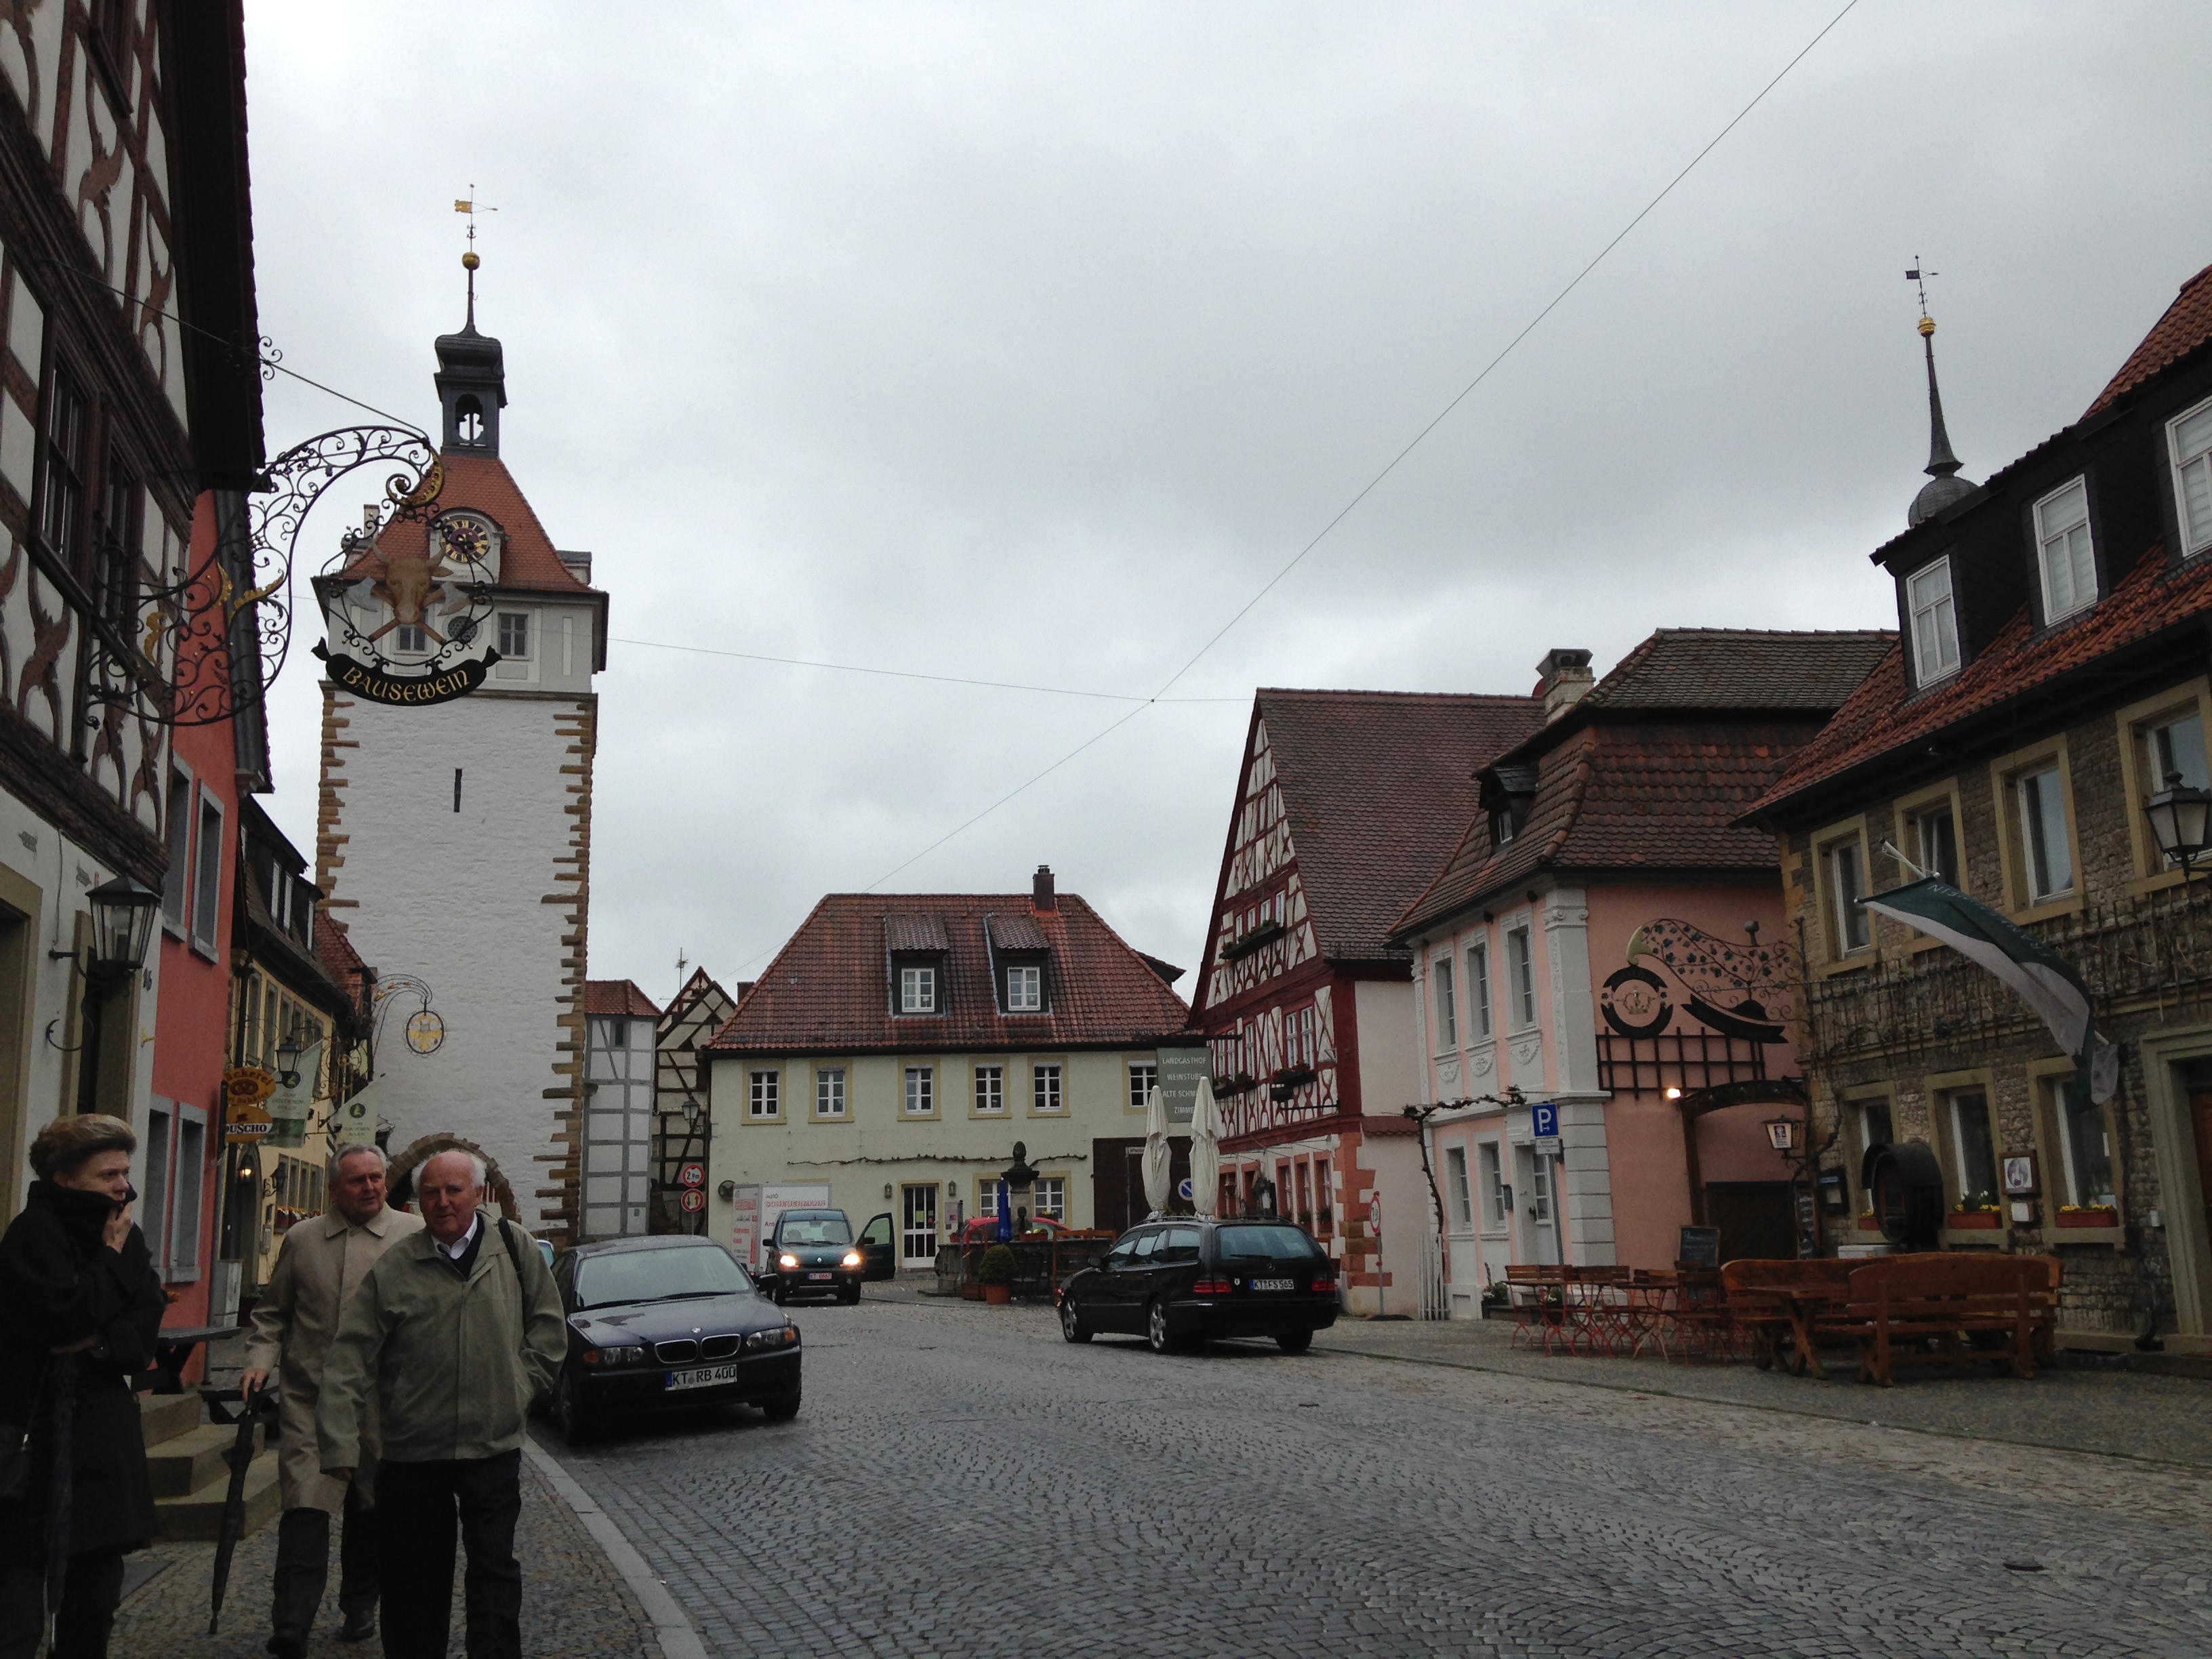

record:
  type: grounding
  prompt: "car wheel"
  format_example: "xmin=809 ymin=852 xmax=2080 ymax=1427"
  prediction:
xmin=760 ymin=1387 xmax=801 ymax=1422
xmin=771 ymin=1286 xmax=785 ymax=1307
xmin=1146 ymin=1298 xmax=1179 ymax=1355
xmin=842 ymin=1283 xmax=862 ymax=1306
xmin=554 ymin=1372 xmax=596 ymax=1446
xmin=1059 ymin=1296 xmax=1091 ymax=1344
xmin=1275 ymin=1330 xmax=1313 ymax=1355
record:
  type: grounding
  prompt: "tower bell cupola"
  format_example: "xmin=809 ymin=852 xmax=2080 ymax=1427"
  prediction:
xmin=434 ymin=249 xmax=506 ymax=457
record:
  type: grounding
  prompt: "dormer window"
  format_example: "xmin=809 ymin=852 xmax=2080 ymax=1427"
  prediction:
xmin=1006 ymin=964 xmax=1042 ymax=1012
xmin=899 ymin=964 xmax=937 ymax=1014
xmin=1490 ymin=810 xmax=1515 ymax=848
xmin=2169 ymin=396 xmax=2212 ymax=557
xmin=2033 ymin=478 xmax=2097 ymax=623
xmin=1906 ymin=557 xmax=1959 ymax=684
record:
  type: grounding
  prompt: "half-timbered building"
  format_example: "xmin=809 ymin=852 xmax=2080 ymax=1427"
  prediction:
xmin=0 ymin=1 xmax=262 ymax=1353
xmin=1193 ymin=690 xmax=1542 ymax=1314
xmin=1390 ymin=632 xmax=1891 ymax=1311
xmin=581 ymin=977 xmax=660 ymax=1241
xmin=653 ymin=965 xmax=737 ymax=1233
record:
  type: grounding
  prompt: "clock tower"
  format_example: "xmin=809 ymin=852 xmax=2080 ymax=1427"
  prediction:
xmin=314 ymin=280 xmax=607 ymax=1241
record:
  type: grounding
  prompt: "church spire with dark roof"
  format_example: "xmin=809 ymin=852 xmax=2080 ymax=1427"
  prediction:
xmin=434 ymin=248 xmax=506 ymax=457
xmin=1906 ymin=304 xmax=1975 ymax=527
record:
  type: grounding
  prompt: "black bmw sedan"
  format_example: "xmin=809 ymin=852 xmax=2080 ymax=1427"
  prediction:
xmin=550 ymin=1235 xmax=801 ymax=1443
xmin=1057 ymin=1218 xmax=1339 ymax=1354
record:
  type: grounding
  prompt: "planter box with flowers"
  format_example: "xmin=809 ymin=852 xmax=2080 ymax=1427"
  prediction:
xmin=2055 ymin=1205 xmax=2120 ymax=1229
xmin=978 ymin=1244 xmax=1017 ymax=1305
xmin=1947 ymin=1209 xmax=2003 ymax=1230
xmin=1856 ymin=1212 xmax=1883 ymax=1232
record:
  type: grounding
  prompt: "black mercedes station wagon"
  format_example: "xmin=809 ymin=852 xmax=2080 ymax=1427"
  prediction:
xmin=1057 ymin=1218 xmax=1339 ymax=1353
xmin=550 ymin=1235 xmax=801 ymax=1443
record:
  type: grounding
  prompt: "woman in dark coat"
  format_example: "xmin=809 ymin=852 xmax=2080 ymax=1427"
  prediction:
xmin=0 ymin=1114 xmax=169 ymax=1659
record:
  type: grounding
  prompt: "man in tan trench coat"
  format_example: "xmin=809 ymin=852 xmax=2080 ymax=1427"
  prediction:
xmin=242 ymin=1143 xmax=422 ymax=1656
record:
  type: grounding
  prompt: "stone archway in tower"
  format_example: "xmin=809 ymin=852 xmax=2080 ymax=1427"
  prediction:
xmin=386 ymin=1132 xmax=521 ymax=1221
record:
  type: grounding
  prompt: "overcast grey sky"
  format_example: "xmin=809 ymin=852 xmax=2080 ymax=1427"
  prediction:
xmin=244 ymin=2 xmax=2212 ymax=1008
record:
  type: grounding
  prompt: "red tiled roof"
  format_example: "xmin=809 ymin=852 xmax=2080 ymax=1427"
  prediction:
xmin=1753 ymin=537 xmax=2212 ymax=817
xmin=339 ymin=451 xmax=596 ymax=595
xmin=1252 ymin=690 xmax=1544 ymax=962
xmin=1395 ymin=723 xmax=1818 ymax=937
xmin=313 ymin=916 xmax=367 ymax=993
xmin=985 ymin=912 xmax=1050 ymax=951
xmin=2085 ymin=263 xmax=2212 ymax=417
xmin=586 ymin=979 xmax=663 ymax=1018
xmin=708 ymin=893 xmax=1189 ymax=1054
xmin=884 ymin=914 xmax=949 ymax=953
xmin=1573 ymin=630 xmax=1897 ymax=714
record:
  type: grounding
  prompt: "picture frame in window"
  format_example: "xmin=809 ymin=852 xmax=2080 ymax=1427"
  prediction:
xmin=2001 ymin=1152 xmax=2038 ymax=1197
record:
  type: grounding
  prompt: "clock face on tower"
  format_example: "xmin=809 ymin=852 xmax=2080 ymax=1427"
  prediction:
xmin=317 ymin=507 xmax=504 ymax=706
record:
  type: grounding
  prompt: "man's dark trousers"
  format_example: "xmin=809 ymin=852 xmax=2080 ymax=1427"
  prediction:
xmin=372 ymin=1450 xmax=523 ymax=1659
xmin=271 ymin=1478 xmax=378 ymax=1637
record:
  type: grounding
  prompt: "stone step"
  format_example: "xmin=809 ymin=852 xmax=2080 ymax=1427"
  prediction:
xmin=146 ymin=1421 xmax=266 ymax=1498
xmin=152 ymin=1448 xmax=281 ymax=1542
xmin=138 ymin=1389 xmax=202 ymax=1449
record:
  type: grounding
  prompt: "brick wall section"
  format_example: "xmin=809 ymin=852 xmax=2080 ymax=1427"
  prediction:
xmin=534 ymin=697 xmax=597 ymax=1244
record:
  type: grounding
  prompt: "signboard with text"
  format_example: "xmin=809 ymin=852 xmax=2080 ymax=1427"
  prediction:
xmin=333 ymin=1084 xmax=378 ymax=1147
xmin=223 ymin=1067 xmax=276 ymax=1145
xmin=729 ymin=1184 xmax=760 ymax=1267
xmin=1157 ymin=1047 xmax=1211 ymax=1124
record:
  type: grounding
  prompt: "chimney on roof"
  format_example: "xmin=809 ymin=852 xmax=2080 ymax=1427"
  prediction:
xmin=1536 ymin=649 xmax=1595 ymax=722
xmin=1032 ymin=865 xmax=1057 ymax=913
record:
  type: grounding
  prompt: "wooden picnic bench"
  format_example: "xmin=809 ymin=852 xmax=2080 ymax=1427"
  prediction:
xmin=1835 ymin=1256 xmax=2053 ymax=1387
xmin=1719 ymin=1259 xmax=1855 ymax=1372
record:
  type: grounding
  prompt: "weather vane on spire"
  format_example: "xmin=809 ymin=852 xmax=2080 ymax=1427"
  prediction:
xmin=1902 ymin=255 xmax=1973 ymax=526
xmin=453 ymin=187 xmax=497 ymax=327
xmin=1906 ymin=257 xmax=1938 ymax=329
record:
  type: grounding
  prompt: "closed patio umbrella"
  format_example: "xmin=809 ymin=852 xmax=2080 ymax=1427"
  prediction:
xmin=1190 ymin=1078 xmax=1222 ymax=1220
xmin=1141 ymin=1086 xmax=1172 ymax=1217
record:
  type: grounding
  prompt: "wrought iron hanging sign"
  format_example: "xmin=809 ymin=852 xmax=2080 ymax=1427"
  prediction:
xmin=312 ymin=455 xmax=504 ymax=708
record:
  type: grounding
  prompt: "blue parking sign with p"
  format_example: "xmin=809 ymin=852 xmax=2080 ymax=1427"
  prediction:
xmin=1530 ymin=1102 xmax=1559 ymax=1139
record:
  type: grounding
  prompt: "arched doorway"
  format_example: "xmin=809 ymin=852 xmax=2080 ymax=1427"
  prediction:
xmin=386 ymin=1132 xmax=521 ymax=1221
xmin=1674 ymin=1078 xmax=1808 ymax=1261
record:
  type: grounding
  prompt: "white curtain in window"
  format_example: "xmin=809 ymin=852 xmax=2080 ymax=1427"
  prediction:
xmin=2036 ymin=480 xmax=2095 ymax=618
xmin=2173 ymin=401 xmax=2212 ymax=554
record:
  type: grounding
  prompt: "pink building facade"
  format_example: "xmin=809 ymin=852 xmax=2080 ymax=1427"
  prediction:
xmin=1389 ymin=635 xmax=1893 ymax=1312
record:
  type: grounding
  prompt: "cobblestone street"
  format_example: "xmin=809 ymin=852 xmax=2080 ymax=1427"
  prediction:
xmin=538 ymin=1296 xmax=2212 ymax=1658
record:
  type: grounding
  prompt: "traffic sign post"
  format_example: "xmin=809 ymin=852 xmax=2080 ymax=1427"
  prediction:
xmin=678 ymin=1188 xmax=705 ymax=1214
xmin=678 ymin=1162 xmax=705 ymax=1189
xmin=1531 ymin=1102 xmax=1563 ymax=1160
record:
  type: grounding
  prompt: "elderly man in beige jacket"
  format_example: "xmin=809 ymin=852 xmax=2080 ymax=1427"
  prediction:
xmin=242 ymin=1142 xmax=422 ymax=1656
xmin=319 ymin=1148 xmax=565 ymax=1659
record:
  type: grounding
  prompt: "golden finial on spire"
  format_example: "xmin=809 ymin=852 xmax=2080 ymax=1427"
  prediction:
xmin=454 ymin=188 xmax=496 ymax=327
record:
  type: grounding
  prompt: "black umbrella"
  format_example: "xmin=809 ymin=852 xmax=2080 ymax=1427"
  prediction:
xmin=41 ymin=1352 xmax=76 ymax=1650
xmin=205 ymin=1384 xmax=277 ymax=1635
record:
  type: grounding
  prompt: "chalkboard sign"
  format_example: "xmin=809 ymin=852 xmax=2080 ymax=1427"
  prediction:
xmin=1677 ymin=1225 xmax=1721 ymax=1269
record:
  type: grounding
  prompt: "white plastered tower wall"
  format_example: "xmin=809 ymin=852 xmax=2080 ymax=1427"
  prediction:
xmin=317 ymin=683 xmax=596 ymax=1233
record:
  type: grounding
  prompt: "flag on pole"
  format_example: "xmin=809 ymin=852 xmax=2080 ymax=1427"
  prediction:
xmin=1860 ymin=878 xmax=2115 ymax=1113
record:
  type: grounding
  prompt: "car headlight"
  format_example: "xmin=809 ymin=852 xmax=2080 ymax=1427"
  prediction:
xmin=841 ymin=1250 xmax=861 ymax=1268
xmin=743 ymin=1326 xmax=800 ymax=1352
xmin=580 ymin=1344 xmax=647 ymax=1366
xmin=778 ymin=1253 xmax=800 ymax=1269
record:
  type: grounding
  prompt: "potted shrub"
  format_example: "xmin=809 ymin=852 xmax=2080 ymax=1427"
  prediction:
xmin=2056 ymin=1203 xmax=2120 ymax=1229
xmin=1948 ymin=1190 xmax=2003 ymax=1230
xmin=979 ymin=1244 xmax=1017 ymax=1305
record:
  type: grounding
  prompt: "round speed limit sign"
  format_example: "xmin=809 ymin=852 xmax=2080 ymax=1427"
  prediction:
xmin=678 ymin=1188 xmax=706 ymax=1214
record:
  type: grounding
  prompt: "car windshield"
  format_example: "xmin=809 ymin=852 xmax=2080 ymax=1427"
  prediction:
xmin=779 ymin=1214 xmax=852 ymax=1246
xmin=575 ymin=1246 xmax=752 ymax=1309
xmin=1216 ymin=1225 xmax=1321 ymax=1261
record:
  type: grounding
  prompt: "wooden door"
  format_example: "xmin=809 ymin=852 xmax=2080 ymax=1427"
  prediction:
xmin=2190 ymin=1089 xmax=2212 ymax=1258
xmin=1704 ymin=1181 xmax=1798 ymax=1263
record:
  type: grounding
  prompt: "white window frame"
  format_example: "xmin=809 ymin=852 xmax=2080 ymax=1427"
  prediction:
xmin=1126 ymin=1061 xmax=1156 ymax=1109
xmin=2018 ymin=762 xmax=2074 ymax=902
xmin=973 ymin=1064 xmax=1004 ymax=1114
xmin=1946 ymin=1089 xmax=1999 ymax=1204
xmin=1431 ymin=955 xmax=1457 ymax=1050
xmin=1914 ymin=802 xmax=1960 ymax=887
xmin=1031 ymin=1061 xmax=1063 ymax=1114
xmin=1032 ymin=1175 xmax=1067 ymax=1223
xmin=748 ymin=1069 xmax=780 ymax=1120
xmin=1443 ymin=1145 xmax=1474 ymax=1231
xmin=141 ymin=1098 xmax=174 ymax=1279
xmin=903 ymin=1065 xmax=935 ymax=1117
xmin=161 ymin=758 xmax=192 ymax=937
xmin=1906 ymin=556 xmax=1961 ymax=683
xmin=815 ymin=1067 xmax=845 ymax=1119
xmin=2167 ymin=394 xmax=2212 ymax=558
xmin=1505 ymin=927 xmax=1536 ymax=1029
xmin=190 ymin=787 xmax=224 ymax=958
xmin=1006 ymin=963 xmax=1042 ymax=1012
xmin=899 ymin=965 xmax=937 ymax=1015
xmin=1828 ymin=838 xmax=1870 ymax=955
xmin=1477 ymin=1141 xmax=1507 ymax=1231
xmin=2032 ymin=476 xmax=2097 ymax=623
xmin=1467 ymin=941 xmax=1492 ymax=1040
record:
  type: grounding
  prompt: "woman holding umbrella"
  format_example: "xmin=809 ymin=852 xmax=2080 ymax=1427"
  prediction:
xmin=0 ymin=1115 xmax=167 ymax=1658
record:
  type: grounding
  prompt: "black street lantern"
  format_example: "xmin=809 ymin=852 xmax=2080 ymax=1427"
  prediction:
xmin=85 ymin=874 xmax=161 ymax=981
xmin=2145 ymin=769 xmax=2212 ymax=879
xmin=275 ymin=1029 xmax=304 ymax=1090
